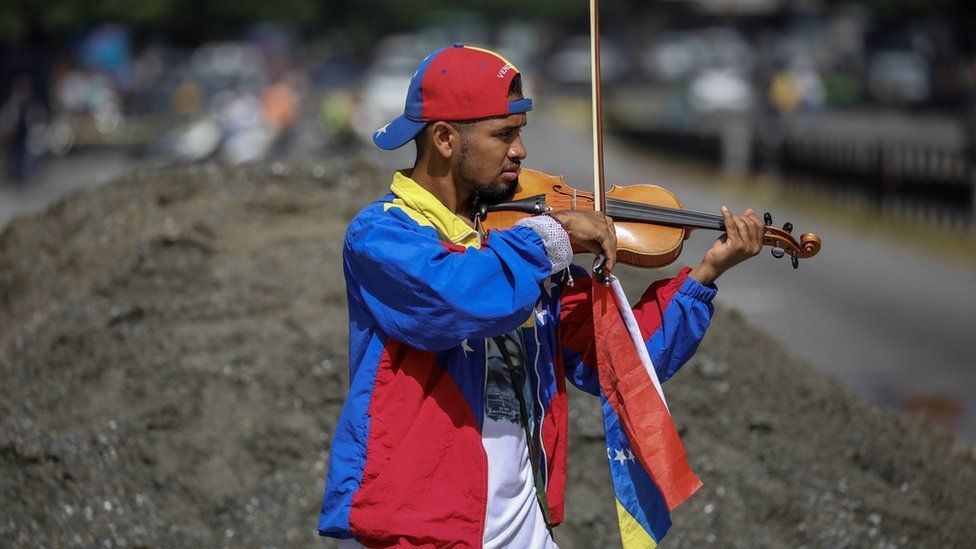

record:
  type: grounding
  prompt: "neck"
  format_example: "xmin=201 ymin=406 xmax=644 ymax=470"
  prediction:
xmin=410 ymin=154 xmax=476 ymax=226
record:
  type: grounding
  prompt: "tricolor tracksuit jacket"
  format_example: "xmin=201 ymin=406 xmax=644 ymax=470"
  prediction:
xmin=317 ymin=170 xmax=717 ymax=547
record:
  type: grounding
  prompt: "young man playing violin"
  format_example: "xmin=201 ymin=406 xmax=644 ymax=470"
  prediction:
xmin=317 ymin=44 xmax=766 ymax=548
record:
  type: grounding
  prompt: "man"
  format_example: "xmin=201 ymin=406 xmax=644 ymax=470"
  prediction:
xmin=318 ymin=44 xmax=765 ymax=547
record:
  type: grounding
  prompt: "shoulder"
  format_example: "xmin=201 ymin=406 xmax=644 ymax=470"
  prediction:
xmin=346 ymin=195 xmax=392 ymax=233
xmin=344 ymin=193 xmax=439 ymax=250
xmin=346 ymin=194 xmax=416 ymax=233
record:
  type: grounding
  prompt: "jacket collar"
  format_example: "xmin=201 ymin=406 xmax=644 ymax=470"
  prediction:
xmin=391 ymin=170 xmax=481 ymax=247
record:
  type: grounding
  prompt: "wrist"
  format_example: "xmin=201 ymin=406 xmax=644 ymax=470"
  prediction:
xmin=689 ymin=260 xmax=721 ymax=286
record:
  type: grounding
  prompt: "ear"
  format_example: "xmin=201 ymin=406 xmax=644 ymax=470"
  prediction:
xmin=429 ymin=121 xmax=459 ymax=160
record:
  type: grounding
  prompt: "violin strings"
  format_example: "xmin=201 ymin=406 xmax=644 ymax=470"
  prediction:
xmin=544 ymin=196 xmax=728 ymax=230
xmin=546 ymin=198 xmax=715 ymax=221
xmin=606 ymin=198 xmax=725 ymax=225
xmin=545 ymin=199 xmax=724 ymax=229
xmin=607 ymin=206 xmax=723 ymax=230
xmin=608 ymin=207 xmax=722 ymax=228
xmin=542 ymin=196 xmax=782 ymax=237
xmin=604 ymin=201 xmax=725 ymax=230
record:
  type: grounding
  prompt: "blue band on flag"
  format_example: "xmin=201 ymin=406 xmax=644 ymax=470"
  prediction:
xmin=602 ymin=394 xmax=673 ymax=544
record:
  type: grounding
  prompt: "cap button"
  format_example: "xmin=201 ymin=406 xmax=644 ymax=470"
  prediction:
xmin=453 ymin=42 xmax=464 ymax=47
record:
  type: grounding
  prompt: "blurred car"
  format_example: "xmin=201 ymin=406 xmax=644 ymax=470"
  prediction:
xmin=155 ymin=116 xmax=222 ymax=162
xmin=641 ymin=34 xmax=702 ymax=82
xmin=867 ymin=51 xmax=930 ymax=106
xmin=641 ymin=28 xmax=754 ymax=83
xmin=189 ymin=42 xmax=266 ymax=96
xmin=689 ymin=68 xmax=753 ymax=114
xmin=546 ymin=36 xmax=625 ymax=88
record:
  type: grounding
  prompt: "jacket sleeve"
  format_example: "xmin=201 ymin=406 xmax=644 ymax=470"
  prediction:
xmin=559 ymin=265 xmax=717 ymax=396
xmin=343 ymin=211 xmax=553 ymax=351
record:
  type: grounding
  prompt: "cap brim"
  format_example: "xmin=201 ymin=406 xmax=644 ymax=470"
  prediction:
xmin=509 ymin=97 xmax=533 ymax=114
xmin=372 ymin=115 xmax=427 ymax=150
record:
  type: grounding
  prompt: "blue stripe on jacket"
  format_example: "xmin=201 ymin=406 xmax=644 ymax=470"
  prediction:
xmin=343 ymin=204 xmax=552 ymax=351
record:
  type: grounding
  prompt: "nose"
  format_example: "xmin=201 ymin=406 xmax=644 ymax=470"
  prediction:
xmin=509 ymin=135 xmax=527 ymax=161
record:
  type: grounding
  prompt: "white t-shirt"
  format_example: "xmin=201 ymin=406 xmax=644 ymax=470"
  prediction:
xmin=481 ymin=334 xmax=558 ymax=549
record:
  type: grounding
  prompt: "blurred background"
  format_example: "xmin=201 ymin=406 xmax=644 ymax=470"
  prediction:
xmin=2 ymin=0 xmax=975 ymax=440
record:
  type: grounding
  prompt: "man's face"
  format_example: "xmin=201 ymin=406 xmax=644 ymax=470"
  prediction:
xmin=452 ymin=110 xmax=527 ymax=205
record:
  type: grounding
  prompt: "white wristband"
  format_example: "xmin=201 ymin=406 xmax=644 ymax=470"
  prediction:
xmin=515 ymin=215 xmax=573 ymax=274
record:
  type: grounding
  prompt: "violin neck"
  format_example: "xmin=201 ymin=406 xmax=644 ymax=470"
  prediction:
xmin=480 ymin=194 xmax=726 ymax=232
xmin=604 ymin=198 xmax=725 ymax=231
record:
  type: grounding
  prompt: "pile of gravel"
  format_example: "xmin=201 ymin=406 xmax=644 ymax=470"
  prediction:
xmin=1 ymin=159 xmax=973 ymax=548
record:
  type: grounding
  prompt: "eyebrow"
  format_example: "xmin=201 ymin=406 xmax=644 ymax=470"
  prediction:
xmin=497 ymin=121 xmax=527 ymax=131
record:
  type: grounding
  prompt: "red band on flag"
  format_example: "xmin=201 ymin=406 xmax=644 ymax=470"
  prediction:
xmin=591 ymin=282 xmax=702 ymax=510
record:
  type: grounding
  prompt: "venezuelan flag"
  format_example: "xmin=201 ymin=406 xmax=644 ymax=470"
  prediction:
xmin=592 ymin=278 xmax=702 ymax=547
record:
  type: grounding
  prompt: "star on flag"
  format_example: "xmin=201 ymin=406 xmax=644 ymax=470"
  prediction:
xmin=460 ymin=339 xmax=474 ymax=356
xmin=609 ymin=447 xmax=636 ymax=465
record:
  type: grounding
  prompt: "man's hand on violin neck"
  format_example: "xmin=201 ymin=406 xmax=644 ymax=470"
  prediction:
xmin=547 ymin=210 xmax=617 ymax=275
xmin=690 ymin=206 xmax=765 ymax=286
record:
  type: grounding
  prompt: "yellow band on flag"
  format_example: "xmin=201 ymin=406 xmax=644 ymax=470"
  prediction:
xmin=615 ymin=499 xmax=657 ymax=549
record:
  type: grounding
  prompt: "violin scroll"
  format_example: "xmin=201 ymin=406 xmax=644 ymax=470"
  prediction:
xmin=762 ymin=212 xmax=821 ymax=269
xmin=761 ymin=224 xmax=822 ymax=269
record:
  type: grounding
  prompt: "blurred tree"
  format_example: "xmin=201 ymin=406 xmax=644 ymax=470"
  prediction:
xmin=830 ymin=0 xmax=976 ymax=22
xmin=0 ymin=0 xmax=611 ymax=44
xmin=4 ymin=0 xmax=976 ymax=44
xmin=0 ymin=0 xmax=319 ymax=42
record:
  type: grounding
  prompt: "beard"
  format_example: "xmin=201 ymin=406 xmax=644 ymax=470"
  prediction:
xmin=475 ymin=177 xmax=518 ymax=205
xmin=456 ymin=142 xmax=518 ymax=206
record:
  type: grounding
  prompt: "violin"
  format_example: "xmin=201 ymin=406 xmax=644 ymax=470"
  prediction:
xmin=475 ymin=0 xmax=820 ymax=270
xmin=475 ymin=169 xmax=821 ymax=269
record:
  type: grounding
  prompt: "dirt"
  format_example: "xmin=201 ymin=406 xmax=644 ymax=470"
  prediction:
xmin=1 ymin=158 xmax=974 ymax=548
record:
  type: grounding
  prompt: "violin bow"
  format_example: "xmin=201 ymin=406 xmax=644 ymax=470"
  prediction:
xmin=590 ymin=0 xmax=612 ymax=279
xmin=590 ymin=0 xmax=607 ymax=215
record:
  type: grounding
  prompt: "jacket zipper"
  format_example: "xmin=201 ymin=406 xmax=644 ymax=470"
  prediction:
xmin=531 ymin=322 xmax=548 ymax=489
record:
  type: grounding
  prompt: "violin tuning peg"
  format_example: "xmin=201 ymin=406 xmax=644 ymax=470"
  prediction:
xmin=791 ymin=251 xmax=799 ymax=269
xmin=764 ymin=212 xmax=773 ymax=226
xmin=771 ymin=247 xmax=785 ymax=259
xmin=783 ymin=222 xmax=793 ymax=234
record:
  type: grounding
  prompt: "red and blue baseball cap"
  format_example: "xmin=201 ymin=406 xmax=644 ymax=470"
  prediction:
xmin=373 ymin=43 xmax=533 ymax=150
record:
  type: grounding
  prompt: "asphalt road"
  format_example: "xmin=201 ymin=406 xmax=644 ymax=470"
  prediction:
xmin=0 ymin=151 xmax=139 ymax=230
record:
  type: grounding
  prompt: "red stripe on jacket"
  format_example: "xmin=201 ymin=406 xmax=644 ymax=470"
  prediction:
xmin=542 ymin=351 xmax=568 ymax=526
xmin=349 ymin=341 xmax=486 ymax=547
